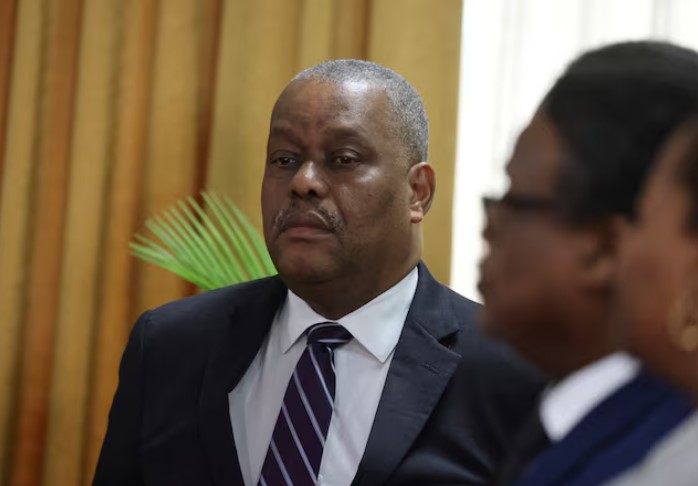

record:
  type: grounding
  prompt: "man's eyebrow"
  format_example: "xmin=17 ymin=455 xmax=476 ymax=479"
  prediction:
xmin=269 ymin=124 xmax=295 ymax=137
xmin=323 ymin=126 xmax=368 ymax=140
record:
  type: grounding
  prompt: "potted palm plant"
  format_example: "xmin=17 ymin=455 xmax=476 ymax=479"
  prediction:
xmin=130 ymin=191 xmax=276 ymax=290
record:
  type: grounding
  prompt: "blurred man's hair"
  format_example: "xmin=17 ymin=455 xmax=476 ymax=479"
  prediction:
xmin=294 ymin=59 xmax=429 ymax=165
xmin=540 ymin=41 xmax=698 ymax=222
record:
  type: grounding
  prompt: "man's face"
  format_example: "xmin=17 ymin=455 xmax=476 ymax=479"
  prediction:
xmin=479 ymin=114 xmax=607 ymax=372
xmin=262 ymin=79 xmax=418 ymax=288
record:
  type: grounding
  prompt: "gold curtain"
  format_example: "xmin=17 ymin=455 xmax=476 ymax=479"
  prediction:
xmin=0 ymin=1 xmax=462 ymax=485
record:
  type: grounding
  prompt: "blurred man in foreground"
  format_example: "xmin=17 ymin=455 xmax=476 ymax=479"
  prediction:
xmin=481 ymin=41 xmax=698 ymax=486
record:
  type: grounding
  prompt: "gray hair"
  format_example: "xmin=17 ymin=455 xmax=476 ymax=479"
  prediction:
xmin=293 ymin=59 xmax=429 ymax=164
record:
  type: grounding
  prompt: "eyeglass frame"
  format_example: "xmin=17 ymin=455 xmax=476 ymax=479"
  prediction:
xmin=482 ymin=193 xmax=561 ymax=213
xmin=480 ymin=193 xmax=573 ymax=233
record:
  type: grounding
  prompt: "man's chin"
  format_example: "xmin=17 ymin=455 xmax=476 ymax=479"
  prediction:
xmin=274 ymin=255 xmax=339 ymax=285
xmin=478 ymin=306 xmax=518 ymax=341
xmin=478 ymin=308 xmax=502 ymax=337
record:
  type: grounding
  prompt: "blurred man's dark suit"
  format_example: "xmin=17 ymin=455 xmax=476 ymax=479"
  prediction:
xmin=93 ymin=263 xmax=544 ymax=485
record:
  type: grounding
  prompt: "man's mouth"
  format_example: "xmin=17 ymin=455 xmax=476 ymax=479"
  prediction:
xmin=279 ymin=211 xmax=333 ymax=237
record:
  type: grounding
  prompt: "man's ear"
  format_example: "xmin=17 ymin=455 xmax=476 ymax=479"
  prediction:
xmin=577 ymin=218 xmax=623 ymax=291
xmin=408 ymin=162 xmax=435 ymax=223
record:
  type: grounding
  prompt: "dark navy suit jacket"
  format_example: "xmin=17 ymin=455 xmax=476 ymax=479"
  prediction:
xmin=93 ymin=263 xmax=544 ymax=485
xmin=512 ymin=369 xmax=694 ymax=486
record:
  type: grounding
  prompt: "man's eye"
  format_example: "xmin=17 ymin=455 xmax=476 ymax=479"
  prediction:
xmin=273 ymin=156 xmax=298 ymax=166
xmin=333 ymin=156 xmax=357 ymax=165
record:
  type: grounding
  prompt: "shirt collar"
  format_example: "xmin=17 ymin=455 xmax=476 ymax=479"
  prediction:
xmin=540 ymin=352 xmax=640 ymax=441
xmin=278 ymin=267 xmax=419 ymax=363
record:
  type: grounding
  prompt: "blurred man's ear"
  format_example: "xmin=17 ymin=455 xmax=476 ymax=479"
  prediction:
xmin=578 ymin=218 xmax=621 ymax=291
xmin=408 ymin=162 xmax=435 ymax=223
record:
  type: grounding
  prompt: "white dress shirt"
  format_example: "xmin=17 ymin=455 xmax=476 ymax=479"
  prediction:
xmin=229 ymin=267 xmax=419 ymax=486
xmin=540 ymin=353 xmax=640 ymax=441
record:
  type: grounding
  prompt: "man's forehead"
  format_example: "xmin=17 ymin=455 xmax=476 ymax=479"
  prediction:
xmin=275 ymin=78 xmax=385 ymax=111
xmin=269 ymin=79 xmax=390 ymax=134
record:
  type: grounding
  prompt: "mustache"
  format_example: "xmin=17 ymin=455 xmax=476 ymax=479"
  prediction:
xmin=273 ymin=203 xmax=343 ymax=233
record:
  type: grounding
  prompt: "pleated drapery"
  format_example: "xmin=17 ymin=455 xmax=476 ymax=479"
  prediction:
xmin=0 ymin=1 xmax=463 ymax=485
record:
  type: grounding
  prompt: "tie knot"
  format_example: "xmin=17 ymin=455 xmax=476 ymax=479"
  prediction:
xmin=307 ymin=322 xmax=352 ymax=348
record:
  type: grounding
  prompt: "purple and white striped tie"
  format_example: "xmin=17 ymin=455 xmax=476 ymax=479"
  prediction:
xmin=259 ymin=322 xmax=352 ymax=486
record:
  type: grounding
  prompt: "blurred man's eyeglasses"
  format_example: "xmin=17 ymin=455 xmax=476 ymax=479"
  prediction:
xmin=482 ymin=194 xmax=559 ymax=213
xmin=482 ymin=194 xmax=561 ymax=230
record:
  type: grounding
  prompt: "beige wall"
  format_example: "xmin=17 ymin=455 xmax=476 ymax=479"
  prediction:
xmin=0 ymin=1 xmax=462 ymax=484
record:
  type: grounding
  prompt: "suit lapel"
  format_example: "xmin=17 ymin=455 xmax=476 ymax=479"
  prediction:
xmin=353 ymin=263 xmax=461 ymax=486
xmin=198 ymin=277 xmax=287 ymax=486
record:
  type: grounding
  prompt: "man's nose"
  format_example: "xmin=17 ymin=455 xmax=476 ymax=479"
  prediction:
xmin=290 ymin=160 xmax=328 ymax=198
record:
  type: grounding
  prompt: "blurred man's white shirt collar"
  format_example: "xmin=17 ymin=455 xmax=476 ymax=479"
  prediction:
xmin=540 ymin=352 xmax=640 ymax=442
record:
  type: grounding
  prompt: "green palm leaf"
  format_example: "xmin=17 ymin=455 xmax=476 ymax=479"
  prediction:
xmin=130 ymin=191 xmax=276 ymax=290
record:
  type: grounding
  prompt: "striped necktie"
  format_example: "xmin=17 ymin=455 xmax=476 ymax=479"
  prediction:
xmin=259 ymin=322 xmax=352 ymax=486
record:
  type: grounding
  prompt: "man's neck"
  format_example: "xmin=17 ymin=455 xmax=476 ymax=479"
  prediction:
xmin=285 ymin=263 xmax=419 ymax=320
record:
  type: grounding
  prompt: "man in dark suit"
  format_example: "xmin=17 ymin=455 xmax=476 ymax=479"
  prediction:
xmin=480 ymin=42 xmax=698 ymax=486
xmin=93 ymin=60 xmax=543 ymax=486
